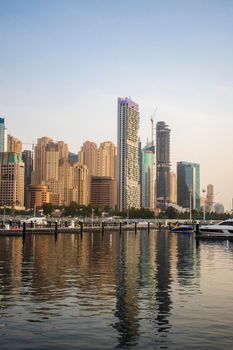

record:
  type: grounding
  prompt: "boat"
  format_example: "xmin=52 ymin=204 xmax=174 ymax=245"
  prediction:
xmin=24 ymin=216 xmax=47 ymax=225
xmin=196 ymin=219 xmax=233 ymax=237
xmin=171 ymin=224 xmax=194 ymax=233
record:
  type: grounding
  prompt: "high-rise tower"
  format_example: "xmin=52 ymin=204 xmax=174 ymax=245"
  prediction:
xmin=22 ymin=150 xmax=33 ymax=208
xmin=0 ymin=152 xmax=24 ymax=208
xmin=177 ymin=161 xmax=200 ymax=210
xmin=78 ymin=141 xmax=98 ymax=176
xmin=117 ymin=97 xmax=140 ymax=211
xmin=156 ymin=121 xmax=171 ymax=209
xmin=0 ymin=117 xmax=8 ymax=153
xmin=206 ymin=184 xmax=214 ymax=212
xmin=141 ymin=142 xmax=155 ymax=209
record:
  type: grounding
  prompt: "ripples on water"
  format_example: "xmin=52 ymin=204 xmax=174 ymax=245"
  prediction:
xmin=0 ymin=231 xmax=233 ymax=349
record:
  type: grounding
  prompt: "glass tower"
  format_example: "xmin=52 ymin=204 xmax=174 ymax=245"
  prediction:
xmin=177 ymin=161 xmax=200 ymax=210
xmin=141 ymin=142 xmax=155 ymax=209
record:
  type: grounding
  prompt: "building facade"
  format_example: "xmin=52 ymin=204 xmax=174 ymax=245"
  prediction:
xmin=177 ymin=161 xmax=200 ymax=210
xmin=156 ymin=121 xmax=171 ymax=209
xmin=90 ymin=176 xmax=116 ymax=208
xmin=78 ymin=141 xmax=98 ymax=176
xmin=214 ymin=202 xmax=224 ymax=214
xmin=0 ymin=117 xmax=8 ymax=153
xmin=0 ymin=152 xmax=24 ymax=208
xmin=170 ymin=171 xmax=177 ymax=204
xmin=32 ymin=137 xmax=52 ymax=185
xmin=7 ymin=135 xmax=22 ymax=154
xmin=98 ymin=141 xmax=117 ymax=178
xmin=141 ymin=141 xmax=155 ymax=209
xmin=28 ymin=184 xmax=51 ymax=209
xmin=22 ymin=150 xmax=33 ymax=208
xmin=73 ymin=162 xmax=89 ymax=205
xmin=32 ymin=137 xmax=69 ymax=205
xmin=117 ymin=97 xmax=140 ymax=211
xmin=206 ymin=184 xmax=214 ymax=212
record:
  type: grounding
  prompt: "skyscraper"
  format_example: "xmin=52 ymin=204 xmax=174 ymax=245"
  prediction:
xmin=156 ymin=121 xmax=171 ymax=208
xmin=138 ymin=140 xmax=143 ymax=207
xmin=177 ymin=161 xmax=200 ymax=210
xmin=117 ymin=97 xmax=140 ymax=211
xmin=78 ymin=141 xmax=98 ymax=176
xmin=141 ymin=141 xmax=155 ymax=209
xmin=73 ymin=162 xmax=89 ymax=205
xmin=170 ymin=171 xmax=177 ymax=204
xmin=8 ymin=135 xmax=22 ymax=154
xmin=0 ymin=117 xmax=8 ymax=153
xmin=98 ymin=141 xmax=117 ymax=179
xmin=32 ymin=137 xmax=69 ymax=205
xmin=32 ymin=137 xmax=52 ymax=184
xmin=0 ymin=152 xmax=24 ymax=208
xmin=22 ymin=150 xmax=33 ymax=208
xmin=206 ymin=184 xmax=214 ymax=212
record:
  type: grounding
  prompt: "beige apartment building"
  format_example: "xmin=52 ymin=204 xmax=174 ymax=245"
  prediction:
xmin=31 ymin=137 xmax=116 ymax=208
xmin=28 ymin=184 xmax=51 ymax=209
xmin=206 ymin=184 xmax=214 ymax=212
xmin=78 ymin=141 xmax=98 ymax=176
xmin=32 ymin=137 xmax=53 ymax=185
xmin=32 ymin=137 xmax=69 ymax=205
xmin=0 ymin=152 xmax=24 ymax=209
xmin=7 ymin=135 xmax=22 ymax=154
xmin=73 ymin=162 xmax=89 ymax=205
xmin=98 ymin=141 xmax=117 ymax=178
xmin=59 ymin=159 xmax=75 ymax=206
xmin=170 ymin=171 xmax=177 ymax=204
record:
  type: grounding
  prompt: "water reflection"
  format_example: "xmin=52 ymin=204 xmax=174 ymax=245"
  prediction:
xmin=0 ymin=231 xmax=232 ymax=349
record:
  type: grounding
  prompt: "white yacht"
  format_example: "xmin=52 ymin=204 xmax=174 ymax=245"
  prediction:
xmin=197 ymin=219 xmax=233 ymax=236
xmin=24 ymin=217 xmax=47 ymax=225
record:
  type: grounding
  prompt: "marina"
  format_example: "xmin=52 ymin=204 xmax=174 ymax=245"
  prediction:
xmin=0 ymin=229 xmax=233 ymax=349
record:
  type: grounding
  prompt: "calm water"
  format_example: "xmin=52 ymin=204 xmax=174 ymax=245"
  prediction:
xmin=0 ymin=230 xmax=233 ymax=349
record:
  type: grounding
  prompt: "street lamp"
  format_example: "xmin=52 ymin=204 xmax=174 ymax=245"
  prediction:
xmin=202 ymin=189 xmax=206 ymax=221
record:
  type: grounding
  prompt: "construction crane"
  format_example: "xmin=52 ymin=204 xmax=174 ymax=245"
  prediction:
xmin=150 ymin=107 xmax=157 ymax=146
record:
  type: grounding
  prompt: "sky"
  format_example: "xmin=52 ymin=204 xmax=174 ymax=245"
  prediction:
xmin=0 ymin=0 xmax=233 ymax=209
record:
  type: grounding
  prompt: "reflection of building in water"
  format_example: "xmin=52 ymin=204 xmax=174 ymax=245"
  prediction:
xmin=0 ymin=237 xmax=23 ymax=306
xmin=114 ymin=232 xmax=141 ymax=348
xmin=28 ymin=234 xmax=119 ymax=303
xmin=0 ymin=229 xmax=204 ymax=348
xmin=154 ymin=230 xmax=172 ymax=333
xmin=113 ymin=230 xmax=174 ymax=347
xmin=176 ymin=235 xmax=201 ymax=290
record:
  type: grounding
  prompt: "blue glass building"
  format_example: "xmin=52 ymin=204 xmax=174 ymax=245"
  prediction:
xmin=177 ymin=161 xmax=200 ymax=210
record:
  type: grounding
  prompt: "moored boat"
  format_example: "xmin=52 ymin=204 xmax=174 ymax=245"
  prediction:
xmin=171 ymin=224 xmax=194 ymax=233
xmin=195 ymin=219 xmax=233 ymax=237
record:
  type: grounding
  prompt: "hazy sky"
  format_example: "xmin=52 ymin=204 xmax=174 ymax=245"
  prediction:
xmin=1 ymin=0 xmax=233 ymax=209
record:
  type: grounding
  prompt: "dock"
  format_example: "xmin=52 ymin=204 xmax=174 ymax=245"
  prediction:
xmin=0 ymin=222 xmax=158 ymax=237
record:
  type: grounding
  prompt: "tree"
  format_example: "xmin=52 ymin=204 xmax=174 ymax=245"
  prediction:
xmin=41 ymin=203 xmax=54 ymax=215
xmin=164 ymin=206 xmax=179 ymax=219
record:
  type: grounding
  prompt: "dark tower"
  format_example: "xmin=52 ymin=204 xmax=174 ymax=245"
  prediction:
xmin=22 ymin=150 xmax=33 ymax=208
xmin=156 ymin=121 xmax=170 ymax=209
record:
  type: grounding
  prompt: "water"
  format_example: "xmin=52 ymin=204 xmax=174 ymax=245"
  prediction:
xmin=0 ymin=230 xmax=233 ymax=349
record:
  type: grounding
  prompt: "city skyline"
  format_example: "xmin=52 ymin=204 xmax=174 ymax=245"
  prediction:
xmin=1 ymin=1 xmax=233 ymax=209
